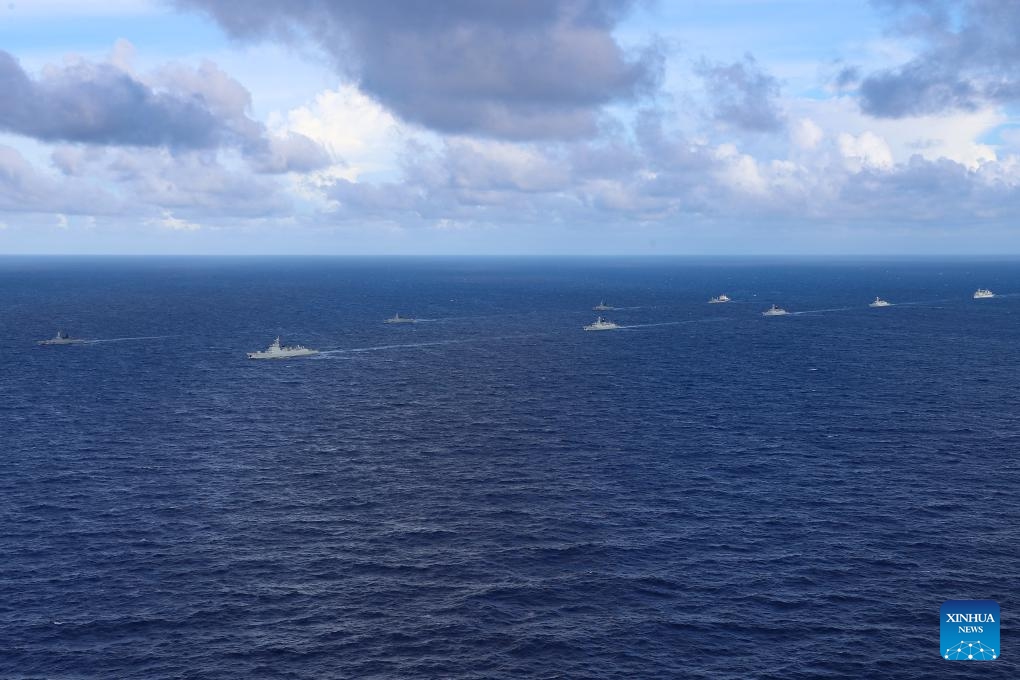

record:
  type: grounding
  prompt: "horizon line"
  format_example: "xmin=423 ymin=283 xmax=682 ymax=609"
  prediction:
xmin=4 ymin=253 xmax=1020 ymax=259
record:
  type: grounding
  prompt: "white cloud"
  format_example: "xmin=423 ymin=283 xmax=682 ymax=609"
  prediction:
xmin=150 ymin=210 xmax=200 ymax=231
xmin=443 ymin=139 xmax=570 ymax=193
xmin=270 ymin=84 xmax=410 ymax=182
xmin=791 ymin=118 xmax=823 ymax=150
xmin=794 ymin=97 xmax=1001 ymax=169
xmin=4 ymin=5 xmax=1020 ymax=253
xmin=838 ymin=131 xmax=894 ymax=171
xmin=433 ymin=218 xmax=471 ymax=231
xmin=714 ymin=143 xmax=767 ymax=194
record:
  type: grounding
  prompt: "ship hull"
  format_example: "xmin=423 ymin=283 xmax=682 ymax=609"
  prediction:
xmin=247 ymin=349 xmax=319 ymax=359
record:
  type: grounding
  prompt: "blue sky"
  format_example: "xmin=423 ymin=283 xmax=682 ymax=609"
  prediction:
xmin=2 ymin=0 xmax=1020 ymax=255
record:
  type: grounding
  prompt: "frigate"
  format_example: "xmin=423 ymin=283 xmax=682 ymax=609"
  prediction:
xmin=583 ymin=317 xmax=620 ymax=331
xmin=247 ymin=337 xmax=319 ymax=359
xmin=37 ymin=330 xmax=85 ymax=345
xmin=762 ymin=304 xmax=789 ymax=316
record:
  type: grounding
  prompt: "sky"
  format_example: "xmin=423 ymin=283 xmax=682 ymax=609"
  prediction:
xmin=2 ymin=0 xmax=1020 ymax=255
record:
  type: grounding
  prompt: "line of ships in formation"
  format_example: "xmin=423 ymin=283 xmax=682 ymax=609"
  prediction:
xmin=36 ymin=288 xmax=1001 ymax=359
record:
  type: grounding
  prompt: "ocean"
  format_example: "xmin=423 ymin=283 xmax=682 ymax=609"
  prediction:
xmin=1 ymin=257 xmax=1018 ymax=679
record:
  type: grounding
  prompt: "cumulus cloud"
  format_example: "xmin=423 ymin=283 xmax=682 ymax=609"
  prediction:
xmin=10 ymin=142 xmax=295 ymax=221
xmin=442 ymin=139 xmax=571 ymax=194
xmin=175 ymin=0 xmax=661 ymax=140
xmin=5 ymin=2 xmax=1020 ymax=248
xmin=838 ymin=156 xmax=988 ymax=221
xmin=102 ymin=147 xmax=293 ymax=216
xmin=249 ymin=132 xmax=332 ymax=174
xmin=860 ymin=63 xmax=978 ymax=118
xmin=793 ymin=94 xmax=1000 ymax=169
xmin=859 ymin=0 xmax=1020 ymax=117
xmin=0 ymin=49 xmax=222 ymax=148
xmin=791 ymin=118 xmax=824 ymax=150
xmin=695 ymin=54 xmax=785 ymax=132
xmin=832 ymin=64 xmax=861 ymax=92
xmin=149 ymin=209 xmax=201 ymax=231
xmin=0 ymin=48 xmax=330 ymax=174
xmin=268 ymin=84 xmax=404 ymax=182
xmin=311 ymin=97 xmax=1020 ymax=234
xmin=0 ymin=145 xmax=46 ymax=205
xmin=838 ymin=131 xmax=894 ymax=171
xmin=51 ymin=145 xmax=108 ymax=176
xmin=0 ymin=144 xmax=119 ymax=214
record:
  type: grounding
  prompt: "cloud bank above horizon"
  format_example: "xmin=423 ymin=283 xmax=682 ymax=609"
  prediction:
xmin=2 ymin=0 xmax=1020 ymax=254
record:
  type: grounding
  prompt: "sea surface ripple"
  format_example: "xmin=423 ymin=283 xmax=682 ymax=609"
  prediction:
xmin=1 ymin=257 xmax=1018 ymax=678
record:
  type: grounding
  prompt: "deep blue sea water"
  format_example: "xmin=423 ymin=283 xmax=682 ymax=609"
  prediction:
xmin=1 ymin=257 xmax=1018 ymax=679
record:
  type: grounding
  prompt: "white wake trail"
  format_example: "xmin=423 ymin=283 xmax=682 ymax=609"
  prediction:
xmin=85 ymin=335 xmax=173 ymax=344
xmin=317 ymin=333 xmax=544 ymax=356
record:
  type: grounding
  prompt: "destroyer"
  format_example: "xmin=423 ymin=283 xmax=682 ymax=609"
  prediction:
xmin=869 ymin=297 xmax=891 ymax=307
xmin=37 ymin=330 xmax=85 ymax=345
xmin=385 ymin=313 xmax=416 ymax=324
xmin=584 ymin=317 xmax=620 ymax=331
xmin=762 ymin=304 xmax=789 ymax=316
xmin=708 ymin=294 xmax=731 ymax=304
xmin=247 ymin=337 xmax=319 ymax=359
xmin=973 ymin=288 xmax=995 ymax=299
xmin=593 ymin=300 xmax=616 ymax=311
